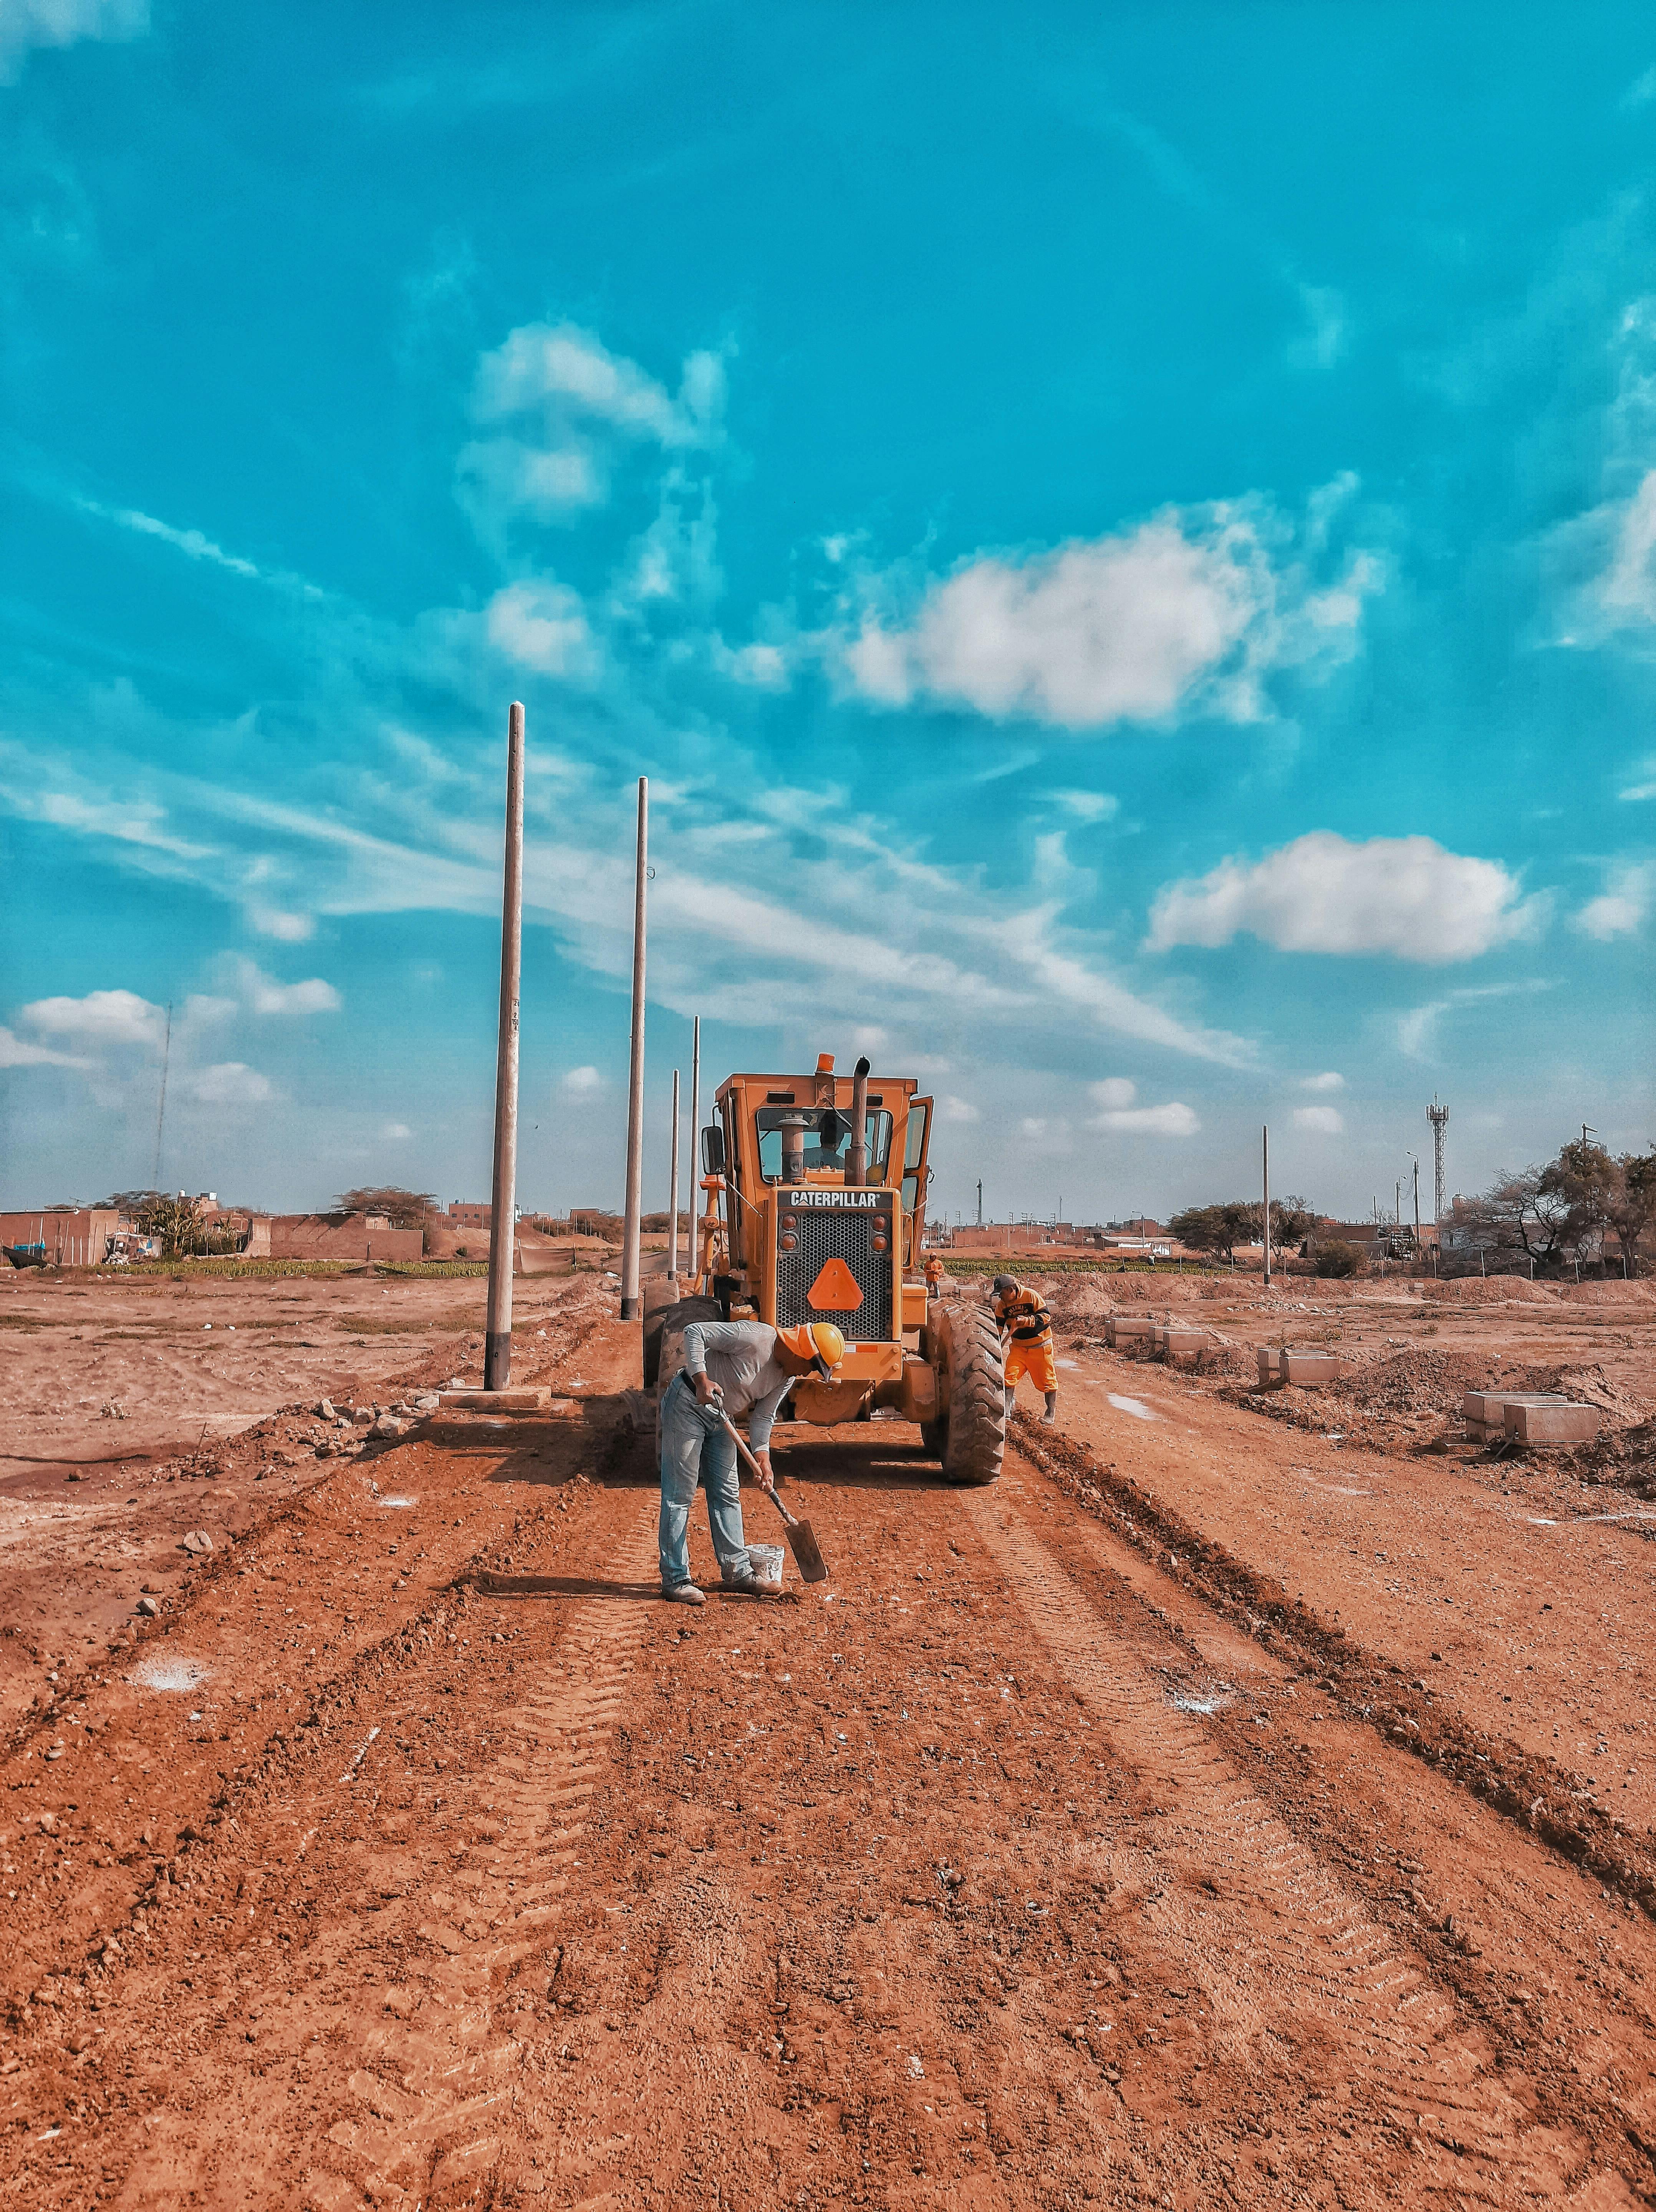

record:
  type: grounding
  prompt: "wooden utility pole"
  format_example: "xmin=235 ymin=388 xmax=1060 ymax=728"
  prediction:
xmin=485 ymin=702 xmax=526 ymax=1392
xmin=620 ymin=777 xmax=648 ymax=1322
xmin=668 ymin=1068 xmax=681 ymax=1281
xmin=1262 ymin=1124 xmax=1272 ymax=1287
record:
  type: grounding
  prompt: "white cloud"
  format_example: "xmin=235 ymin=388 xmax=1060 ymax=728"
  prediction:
xmin=0 ymin=0 xmax=147 ymax=83
xmin=185 ymin=1061 xmax=273 ymax=1106
xmin=485 ymin=581 xmax=599 ymax=682
xmin=1147 ymin=832 xmax=1540 ymax=962
xmin=1618 ymin=754 xmax=1656 ymax=801
xmin=939 ymin=1095 xmax=979 ymax=1124
xmin=562 ymin=1065 xmax=602 ymax=1093
xmin=1300 ymin=1070 xmax=1346 ymax=1092
xmin=1090 ymin=1100 xmax=1201 ymax=1137
xmin=850 ymin=1026 xmax=888 ymax=1054
xmin=459 ymin=322 xmax=725 ymax=543
xmin=1048 ymin=790 xmax=1120 ymax=824
xmin=1624 ymin=64 xmax=1656 ymax=108
xmin=18 ymin=986 xmax=165 ymax=1048
xmin=1019 ymin=1116 xmax=1048 ymax=1139
xmin=1574 ymin=859 xmax=1653 ymax=940
xmin=382 ymin=1121 xmax=412 ymax=1141
xmin=247 ymin=905 xmax=315 ymax=943
xmin=1292 ymin=1104 xmax=1345 ymax=1134
xmin=0 ymin=1024 xmax=89 ymax=1069
xmin=224 ymin=958 xmax=341 ymax=1017
xmin=1090 ymin=1077 xmax=1136 ymax=1109
xmin=837 ymin=499 xmax=1379 ymax=731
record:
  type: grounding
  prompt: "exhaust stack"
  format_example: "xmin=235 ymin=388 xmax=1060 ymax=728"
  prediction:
xmin=846 ymin=1056 xmax=871 ymax=1188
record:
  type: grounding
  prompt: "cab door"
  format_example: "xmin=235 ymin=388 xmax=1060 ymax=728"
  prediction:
xmin=901 ymin=1097 xmax=932 ymax=1269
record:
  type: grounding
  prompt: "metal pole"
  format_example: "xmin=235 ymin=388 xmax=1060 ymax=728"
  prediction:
xmin=484 ymin=702 xmax=526 ymax=1392
xmin=668 ymin=1068 xmax=681 ymax=1282
xmin=1262 ymin=1124 xmax=1272 ymax=1286
xmin=620 ymin=777 xmax=648 ymax=1321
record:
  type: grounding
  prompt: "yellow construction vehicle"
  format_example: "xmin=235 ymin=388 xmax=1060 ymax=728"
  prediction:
xmin=643 ymin=1052 xmax=1005 ymax=1484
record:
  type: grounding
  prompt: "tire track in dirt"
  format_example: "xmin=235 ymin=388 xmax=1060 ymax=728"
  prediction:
xmin=963 ymin=1472 xmax=1603 ymax=2205
xmin=108 ymin=1498 xmax=659 ymax=2211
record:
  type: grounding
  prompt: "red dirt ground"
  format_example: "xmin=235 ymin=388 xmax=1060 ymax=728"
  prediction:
xmin=3 ymin=1271 xmax=1656 ymax=2209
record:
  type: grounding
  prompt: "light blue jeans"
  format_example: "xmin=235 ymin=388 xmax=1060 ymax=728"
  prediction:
xmin=659 ymin=1374 xmax=754 ymax=1589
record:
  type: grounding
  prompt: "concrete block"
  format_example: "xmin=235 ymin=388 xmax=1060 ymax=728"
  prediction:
xmin=1282 ymin=1351 xmax=1342 ymax=1385
xmin=1504 ymin=1401 xmax=1600 ymax=1445
xmin=1463 ymin=1389 xmax=1569 ymax=1441
xmin=1107 ymin=1315 xmax=1156 ymax=1346
xmin=436 ymin=1389 xmax=548 ymax=1415
xmin=1161 ymin=1329 xmax=1212 ymax=1359
xmin=1257 ymin=1347 xmax=1285 ymax=1383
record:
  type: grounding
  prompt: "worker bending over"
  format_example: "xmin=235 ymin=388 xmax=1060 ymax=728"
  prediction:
xmin=659 ymin=1318 xmax=846 ymax=1606
xmin=991 ymin=1274 xmax=1058 ymax=1426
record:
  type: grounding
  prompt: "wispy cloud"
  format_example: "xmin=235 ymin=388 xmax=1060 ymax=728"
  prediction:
xmin=1396 ymin=980 xmax=1553 ymax=1061
xmin=0 ymin=0 xmax=146 ymax=83
xmin=1292 ymin=1104 xmax=1344 ymax=1134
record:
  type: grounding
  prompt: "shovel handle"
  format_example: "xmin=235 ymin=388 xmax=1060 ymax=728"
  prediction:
xmin=716 ymin=1411 xmax=803 ymax=1529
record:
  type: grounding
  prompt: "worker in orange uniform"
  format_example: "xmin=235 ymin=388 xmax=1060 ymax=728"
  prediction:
xmin=991 ymin=1274 xmax=1057 ymax=1425
xmin=924 ymin=1254 xmax=945 ymax=1300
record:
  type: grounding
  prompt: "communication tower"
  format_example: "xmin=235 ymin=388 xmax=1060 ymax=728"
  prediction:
xmin=1426 ymin=1097 xmax=1450 ymax=1227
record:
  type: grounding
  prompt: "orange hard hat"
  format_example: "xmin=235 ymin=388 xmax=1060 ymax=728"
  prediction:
xmin=777 ymin=1321 xmax=846 ymax=1376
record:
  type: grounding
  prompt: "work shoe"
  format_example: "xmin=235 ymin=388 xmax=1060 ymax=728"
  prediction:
xmin=1004 ymin=1386 xmax=1017 ymax=1420
xmin=1042 ymin=1393 xmax=1058 ymax=1426
xmin=722 ymin=1571 xmax=782 ymax=1597
xmin=661 ymin=1581 xmax=705 ymax=1606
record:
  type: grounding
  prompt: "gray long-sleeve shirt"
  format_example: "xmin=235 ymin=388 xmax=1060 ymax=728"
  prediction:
xmin=680 ymin=1320 xmax=793 ymax=1449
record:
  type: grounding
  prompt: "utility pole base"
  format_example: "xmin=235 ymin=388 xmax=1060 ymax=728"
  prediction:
xmin=484 ymin=1332 xmax=512 ymax=1392
xmin=620 ymin=1296 xmax=641 ymax=1321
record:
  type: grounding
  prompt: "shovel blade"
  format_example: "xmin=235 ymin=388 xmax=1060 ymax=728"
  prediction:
xmin=786 ymin=1517 xmax=829 ymax=1584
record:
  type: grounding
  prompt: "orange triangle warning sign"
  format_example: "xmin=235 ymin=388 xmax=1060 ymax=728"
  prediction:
xmin=806 ymin=1257 xmax=864 ymax=1312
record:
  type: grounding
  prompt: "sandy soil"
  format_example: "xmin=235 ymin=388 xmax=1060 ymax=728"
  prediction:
xmin=2 ymin=1271 xmax=1656 ymax=2207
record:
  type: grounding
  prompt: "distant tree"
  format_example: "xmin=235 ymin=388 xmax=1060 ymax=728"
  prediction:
xmin=332 ymin=1186 xmax=441 ymax=1229
xmin=1272 ymin=1194 xmax=1318 ymax=1250
xmin=1314 ymin=1239 xmax=1366 ymax=1278
xmin=1167 ymin=1201 xmax=1258 ymax=1261
xmin=1609 ymin=1151 xmax=1656 ymax=1277
xmin=1538 ymin=1139 xmax=1620 ymax=1267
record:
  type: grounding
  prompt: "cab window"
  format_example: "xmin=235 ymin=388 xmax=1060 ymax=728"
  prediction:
xmin=901 ymin=1099 xmax=931 ymax=1265
xmin=756 ymin=1106 xmax=893 ymax=1182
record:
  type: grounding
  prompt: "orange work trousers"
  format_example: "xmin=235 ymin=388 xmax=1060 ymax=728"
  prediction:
xmin=1004 ymin=1335 xmax=1057 ymax=1394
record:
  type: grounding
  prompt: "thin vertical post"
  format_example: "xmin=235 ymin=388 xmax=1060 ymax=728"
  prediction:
xmin=691 ymin=1015 xmax=701 ymax=1171
xmin=484 ymin=702 xmax=526 ymax=1392
xmin=668 ymin=1069 xmax=681 ymax=1281
xmin=1262 ymin=1124 xmax=1272 ymax=1286
xmin=620 ymin=777 xmax=648 ymax=1321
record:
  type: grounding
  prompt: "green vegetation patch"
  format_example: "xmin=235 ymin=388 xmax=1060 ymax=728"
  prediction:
xmin=372 ymin=1261 xmax=491 ymax=1279
xmin=111 ymin=1257 xmax=369 ymax=1280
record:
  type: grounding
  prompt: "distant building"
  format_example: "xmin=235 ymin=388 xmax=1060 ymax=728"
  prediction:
xmin=448 ymin=1200 xmax=492 ymax=1228
xmin=0 ymin=1207 xmax=125 ymax=1266
xmin=268 ymin=1212 xmax=422 ymax=1262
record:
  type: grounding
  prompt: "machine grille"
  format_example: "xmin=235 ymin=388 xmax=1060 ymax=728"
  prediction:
xmin=776 ymin=1204 xmax=893 ymax=1343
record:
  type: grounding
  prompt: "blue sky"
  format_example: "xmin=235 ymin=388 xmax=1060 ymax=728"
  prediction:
xmin=2 ymin=2 xmax=1651 ymax=1225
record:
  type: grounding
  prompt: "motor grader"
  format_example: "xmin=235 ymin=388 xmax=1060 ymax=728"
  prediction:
xmin=643 ymin=1053 xmax=1005 ymax=1484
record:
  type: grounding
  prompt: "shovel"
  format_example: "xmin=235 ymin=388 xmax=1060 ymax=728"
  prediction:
xmin=717 ymin=1412 xmax=829 ymax=1584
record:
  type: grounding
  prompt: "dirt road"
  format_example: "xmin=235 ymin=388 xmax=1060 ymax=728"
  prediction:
xmin=4 ymin=1285 xmax=1656 ymax=2208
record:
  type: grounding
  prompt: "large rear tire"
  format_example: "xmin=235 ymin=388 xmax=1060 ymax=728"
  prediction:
xmin=932 ymin=1305 xmax=1005 ymax=1485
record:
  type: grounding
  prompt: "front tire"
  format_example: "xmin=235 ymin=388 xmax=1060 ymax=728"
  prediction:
xmin=933 ymin=1305 xmax=1005 ymax=1485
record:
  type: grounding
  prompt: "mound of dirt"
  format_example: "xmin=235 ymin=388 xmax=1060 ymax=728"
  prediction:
xmin=1425 ymin=1277 xmax=1558 ymax=1305
xmin=1558 ymin=1280 xmax=1656 ymax=1307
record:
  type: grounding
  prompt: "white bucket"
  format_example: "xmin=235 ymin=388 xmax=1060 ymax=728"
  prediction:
xmin=745 ymin=1542 xmax=785 ymax=1587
